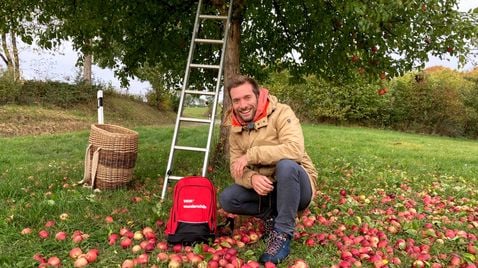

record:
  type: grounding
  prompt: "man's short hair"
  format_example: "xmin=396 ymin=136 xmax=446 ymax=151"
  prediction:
xmin=226 ymin=75 xmax=260 ymax=98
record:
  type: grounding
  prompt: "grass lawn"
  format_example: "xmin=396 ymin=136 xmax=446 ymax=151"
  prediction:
xmin=0 ymin=124 xmax=477 ymax=267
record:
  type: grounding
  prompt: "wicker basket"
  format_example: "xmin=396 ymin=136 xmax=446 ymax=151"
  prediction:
xmin=81 ymin=124 xmax=139 ymax=190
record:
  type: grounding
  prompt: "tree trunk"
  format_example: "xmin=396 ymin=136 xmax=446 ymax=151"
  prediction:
xmin=1 ymin=33 xmax=14 ymax=78
xmin=212 ymin=0 xmax=244 ymax=166
xmin=11 ymin=31 xmax=21 ymax=81
xmin=83 ymin=53 xmax=92 ymax=84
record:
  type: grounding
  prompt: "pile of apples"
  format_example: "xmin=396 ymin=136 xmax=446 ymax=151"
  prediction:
xmin=23 ymin=218 xmax=98 ymax=267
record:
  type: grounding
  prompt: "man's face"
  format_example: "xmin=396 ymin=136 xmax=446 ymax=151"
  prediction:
xmin=230 ymin=82 xmax=258 ymax=123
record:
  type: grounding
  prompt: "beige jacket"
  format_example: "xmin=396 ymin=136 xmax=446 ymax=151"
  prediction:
xmin=228 ymin=94 xmax=317 ymax=201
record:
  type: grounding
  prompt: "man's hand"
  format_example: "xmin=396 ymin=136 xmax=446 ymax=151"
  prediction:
xmin=231 ymin=154 xmax=248 ymax=179
xmin=251 ymin=174 xmax=274 ymax=196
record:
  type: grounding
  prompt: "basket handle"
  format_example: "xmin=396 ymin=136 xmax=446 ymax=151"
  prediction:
xmin=78 ymin=144 xmax=101 ymax=190
xmin=89 ymin=147 xmax=101 ymax=189
xmin=79 ymin=144 xmax=92 ymax=185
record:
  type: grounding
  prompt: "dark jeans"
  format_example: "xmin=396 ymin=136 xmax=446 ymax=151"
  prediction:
xmin=219 ymin=159 xmax=312 ymax=236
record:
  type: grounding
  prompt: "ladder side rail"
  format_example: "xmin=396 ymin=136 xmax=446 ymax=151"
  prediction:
xmin=162 ymin=0 xmax=205 ymax=199
xmin=201 ymin=0 xmax=234 ymax=176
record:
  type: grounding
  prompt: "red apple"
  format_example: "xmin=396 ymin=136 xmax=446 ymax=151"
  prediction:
xmin=305 ymin=238 xmax=315 ymax=247
xmin=168 ymin=259 xmax=182 ymax=268
xmin=172 ymin=243 xmax=183 ymax=253
xmin=156 ymin=252 xmax=169 ymax=263
xmin=105 ymin=215 xmax=114 ymax=223
xmin=142 ymin=226 xmax=154 ymax=235
xmin=38 ymin=230 xmax=49 ymax=239
xmin=55 ymin=231 xmax=67 ymax=241
xmin=391 ymin=257 xmax=401 ymax=265
xmin=132 ymin=244 xmax=142 ymax=253
xmin=136 ymin=253 xmax=148 ymax=264
xmin=226 ymin=248 xmax=237 ymax=256
xmin=236 ymin=241 xmax=245 ymax=248
xmin=207 ymin=165 xmax=214 ymax=173
xmin=108 ymin=233 xmax=119 ymax=241
xmin=85 ymin=249 xmax=98 ymax=263
xmin=189 ymin=254 xmax=203 ymax=265
xmin=450 ymin=255 xmax=461 ymax=266
xmin=44 ymin=220 xmax=56 ymax=228
xmin=119 ymin=227 xmax=130 ymax=237
xmin=339 ymin=189 xmax=347 ymax=196
xmin=33 ymin=253 xmax=46 ymax=264
xmin=208 ymin=260 xmax=219 ymax=268
xmin=218 ymin=258 xmax=228 ymax=267
xmin=144 ymin=231 xmax=156 ymax=240
xmin=156 ymin=241 xmax=168 ymax=251
xmin=121 ymin=259 xmax=134 ymax=268
xmin=249 ymin=232 xmax=259 ymax=242
xmin=74 ymin=257 xmax=88 ymax=268
xmin=120 ymin=237 xmax=132 ymax=248
xmin=47 ymin=256 xmax=61 ymax=267
xmin=246 ymin=260 xmax=260 ymax=268
xmin=21 ymin=227 xmax=32 ymax=235
xmin=69 ymin=247 xmax=83 ymax=259
xmin=109 ymin=238 xmax=118 ymax=245
xmin=468 ymin=243 xmax=477 ymax=254
xmin=72 ymin=234 xmax=84 ymax=243
xmin=144 ymin=240 xmax=156 ymax=252
xmin=241 ymin=235 xmax=251 ymax=243
xmin=413 ymin=260 xmax=425 ymax=268
xmin=303 ymin=218 xmax=315 ymax=227
xmin=291 ymin=259 xmax=309 ymax=268
xmin=124 ymin=231 xmax=134 ymax=239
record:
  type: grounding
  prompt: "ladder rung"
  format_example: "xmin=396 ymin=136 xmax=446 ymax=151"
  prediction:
xmin=174 ymin=145 xmax=208 ymax=152
xmin=190 ymin=63 xmax=220 ymax=69
xmin=180 ymin=117 xmax=212 ymax=124
xmin=167 ymin=176 xmax=183 ymax=181
xmin=199 ymin=14 xmax=228 ymax=20
xmin=185 ymin=90 xmax=216 ymax=96
xmin=195 ymin=38 xmax=224 ymax=45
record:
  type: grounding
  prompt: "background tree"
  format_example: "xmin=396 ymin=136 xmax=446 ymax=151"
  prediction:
xmin=6 ymin=0 xmax=478 ymax=160
xmin=32 ymin=1 xmax=478 ymax=101
xmin=0 ymin=0 xmax=35 ymax=81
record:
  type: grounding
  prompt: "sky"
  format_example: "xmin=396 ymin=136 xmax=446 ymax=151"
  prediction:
xmin=4 ymin=0 xmax=478 ymax=96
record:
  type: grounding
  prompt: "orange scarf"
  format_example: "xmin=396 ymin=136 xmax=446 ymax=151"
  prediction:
xmin=231 ymin=88 xmax=270 ymax=127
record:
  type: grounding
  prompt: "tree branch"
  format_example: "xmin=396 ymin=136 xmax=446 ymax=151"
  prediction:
xmin=0 ymin=53 xmax=8 ymax=66
xmin=1 ymin=33 xmax=13 ymax=67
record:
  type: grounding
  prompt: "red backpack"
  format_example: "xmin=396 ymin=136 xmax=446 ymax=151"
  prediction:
xmin=165 ymin=176 xmax=217 ymax=244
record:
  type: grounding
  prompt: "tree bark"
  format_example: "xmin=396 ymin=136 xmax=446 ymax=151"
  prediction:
xmin=11 ymin=31 xmax=21 ymax=81
xmin=212 ymin=0 xmax=244 ymax=165
xmin=83 ymin=53 xmax=92 ymax=84
xmin=82 ymin=39 xmax=93 ymax=84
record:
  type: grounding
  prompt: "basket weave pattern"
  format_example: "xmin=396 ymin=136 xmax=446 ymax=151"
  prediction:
xmin=83 ymin=124 xmax=139 ymax=189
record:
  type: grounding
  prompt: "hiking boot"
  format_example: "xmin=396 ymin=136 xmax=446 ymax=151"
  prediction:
xmin=259 ymin=229 xmax=291 ymax=264
xmin=261 ymin=217 xmax=275 ymax=242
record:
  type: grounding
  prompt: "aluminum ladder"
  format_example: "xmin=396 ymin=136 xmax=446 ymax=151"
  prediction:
xmin=161 ymin=0 xmax=233 ymax=199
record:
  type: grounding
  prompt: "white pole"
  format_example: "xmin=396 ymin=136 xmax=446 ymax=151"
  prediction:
xmin=97 ymin=90 xmax=104 ymax=124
